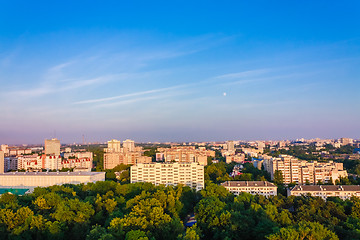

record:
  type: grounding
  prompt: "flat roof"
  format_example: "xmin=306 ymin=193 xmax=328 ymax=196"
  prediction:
xmin=0 ymin=171 xmax=105 ymax=176
xmin=221 ymin=181 xmax=276 ymax=187
xmin=291 ymin=185 xmax=360 ymax=192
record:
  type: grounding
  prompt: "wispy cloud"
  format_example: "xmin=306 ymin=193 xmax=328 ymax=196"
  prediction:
xmin=214 ymin=68 xmax=272 ymax=79
xmin=8 ymin=74 xmax=118 ymax=97
xmin=73 ymin=84 xmax=189 ymax=105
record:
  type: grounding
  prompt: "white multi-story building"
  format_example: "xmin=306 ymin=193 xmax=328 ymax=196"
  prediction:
xmin=18 ymin=154 xmax=61 ymax=171
xmin=62 ymin=158 xmax=92 ymax=170
xmin=0 ymin=172 xmax=105 ymax=190
xmin=289 ymin=185 xmax=360 ymax=200
xmin=131 ymin=162 xmax=204 ymax=191
xmin=221 ymin=181 xmax=277 ymax=197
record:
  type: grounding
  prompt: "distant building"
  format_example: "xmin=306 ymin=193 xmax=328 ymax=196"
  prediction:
xmin=221 ymin=181 xmax=277 ymax=197
xmin=0 ymin=151 xmax=4 ymax=174
xmin=226 ymin=154 xmax=245 ymax=164
xmin=226 ymin=141 xmax=235 ymax=151
xmin=103 ymin=139 xmax=151 ymax=169
xmin=131 ymin=162 xmax=204 ymax=191
xmin=4 ymin=157 xmax=18 ymax=171
xmin=263 ymin=154 xmax=347 ymax=184
xmin=123 ymin=139 xmax=135 ymax=152
xmin=106 ymin=139 xmax=121 ymax=153
xmin=289 ymin=185 xmax=360 ymax=200
xmin=156 ymin=146 xmax=214 ymax=165
xmin=340 ymin=138 xmax=353 ymax=146
xmin=45 ymin=138 xmax=60 ymax=156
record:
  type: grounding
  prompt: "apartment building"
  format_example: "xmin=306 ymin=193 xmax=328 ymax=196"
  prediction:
xmin=289 ymin=185 xmax=360 ymax=200
xmin=263 ymin=155 xmax=347 ymax=184
xmin=130 ymin=162 xmax=204 ymax=191
xmin=103 ymin=139 xmax=151 ymax=169
xmin=155 ymin=146 xmax=214 ymax=165
xmin=221 ymin=181 xmax=277 ymax=197
xmin=45 ymin=138 xmax=61 ymax=156
xmin=226 ymin=154 xmax=245 ymax=164
xmin=62 ymin=158 xmax=92 ymax=170
xmin=63 ymin=151 xmax=93 ymax=161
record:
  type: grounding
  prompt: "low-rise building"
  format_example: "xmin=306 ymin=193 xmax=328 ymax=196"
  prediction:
xmin=221 ymin=181 xmax=277 ymax=197
xmin=289 ymin=185 xmax=360 ymax=200
xmin=131 ymin=162 xmax=204 ymax=191
xmin=0 ymin=171 xmax=105 ymax=190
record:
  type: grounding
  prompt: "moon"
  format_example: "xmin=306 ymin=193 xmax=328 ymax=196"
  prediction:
xmin=223 ymin=92 xmax=227 ymax=96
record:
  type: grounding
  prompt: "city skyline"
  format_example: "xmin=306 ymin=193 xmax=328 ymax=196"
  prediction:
xmin=1 ymin=1 xmax=359 ymax=144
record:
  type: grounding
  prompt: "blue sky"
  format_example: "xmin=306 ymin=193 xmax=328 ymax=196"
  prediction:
xmin=0 ymin=1 xmax=359 ymax=144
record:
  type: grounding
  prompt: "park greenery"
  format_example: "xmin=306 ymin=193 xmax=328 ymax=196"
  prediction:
xmin=3 ymin=143 xmax=360 ymax=239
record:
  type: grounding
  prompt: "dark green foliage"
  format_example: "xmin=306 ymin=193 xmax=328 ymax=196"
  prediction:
xmin=1 ymin=161 xmax=360 ymax=239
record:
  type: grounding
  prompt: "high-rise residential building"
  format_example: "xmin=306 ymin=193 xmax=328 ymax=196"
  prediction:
xmin=340 ymin=138 xmax=353 ymax=146
xmin=1 ymin=145 xmax=9 ymax=156
xmin=123 ymin=139 xmax=135 ymax=152
xmin=0 ymin=151 xmax=4 ymax=174
xmin=106 ymin=139 xmax=121 ymax=152
xmin=156 ymin=146 xmax=214 ymax=165
xmin=263 ymin=155 xmax=347 ymax=184
xmin=131 ymin=162 xmax=204 ymax=191
xmin=45 ymin=138 xmax=60 ymax=156
xmin=226 ymin=141 xmax=235 ymax=151
xmin=103 ymin=139 xmax=151 ymax=169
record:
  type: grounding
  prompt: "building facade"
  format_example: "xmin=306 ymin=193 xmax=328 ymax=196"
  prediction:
xmin=289 ymin=185 xmax=360 ymax=200
xmin=0 ymin=171 xmax=105 ymax=189
xmin=45 ymin=138 xmax=61 ymax=156
xmin=263 ymin=155 xmax=347 ymax=184
xmin=155 ymin=146 xmax=214 ymax=165
xmin=221 ymin=181 xmax=277 ymax=197
xmin=131 ymin=162 xmax=204 ymax=191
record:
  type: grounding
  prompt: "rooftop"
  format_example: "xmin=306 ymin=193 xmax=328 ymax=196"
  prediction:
xmin=221 ymin=181 xmax=276 ymax=187
xmin=291 ymin=185 xmax=360 ymax=192
xmin=0 ymin=171 xmax=104 ymax=176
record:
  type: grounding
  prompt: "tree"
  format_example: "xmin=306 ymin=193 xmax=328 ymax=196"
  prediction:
xmin=267 ymin=221 xmax=339 ymax=240
xmin=273 ymin=170 xmax=284 ymax=185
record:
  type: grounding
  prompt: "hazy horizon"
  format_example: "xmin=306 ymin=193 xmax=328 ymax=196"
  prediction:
xmin=1 ymin=1 xmax=359 ymax=144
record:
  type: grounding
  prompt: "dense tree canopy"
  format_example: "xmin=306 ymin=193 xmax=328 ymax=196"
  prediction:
xmin=1 ymin=161 xmax=360 ymax=239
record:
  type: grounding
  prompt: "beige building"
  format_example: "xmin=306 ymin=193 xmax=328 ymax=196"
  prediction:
xmin=289 ymin=185 xmax=360 ymax=200
xmin=103 ymin=139 xmax=151 ymax=169
xmin=0 ymin=151 xmax=4 ymax=174
xmin=131 ymin=162 xmax=204 ymax=191
xmin=106 ymin=139 xmax=121 ymax=153
xmin=156 ymin=146 xmax=214 ymax=166
xmin=63 ymin=151 xmax=93 ymax=161
xmin=221 ymin=181 xmax=277 ymax=197
xmin=45 ymin=138 xmax=60 ymax=156
xmin=123 ymin=139 xmax=135 ymax=152
xmin=263 ymin=155 xmax=347 ymax=184
xmin=226 ymin=154 xmax=245 ymax=164
xmin=0 ymin=172 xmax=105 ymax=190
